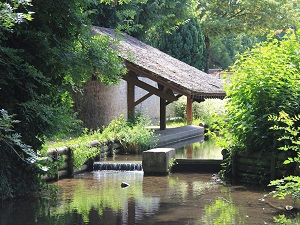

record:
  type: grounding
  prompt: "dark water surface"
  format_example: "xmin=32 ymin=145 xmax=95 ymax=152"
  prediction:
xmin=0 ymin=171 xmax=287 ymax=225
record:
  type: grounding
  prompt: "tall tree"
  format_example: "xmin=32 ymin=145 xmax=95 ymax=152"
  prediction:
xmin=210 ymin=33 xmax=259 ymax=69
xmin=150 ymin=19 xmax=206 ymax=70
xmin=196 ymin=0 xmax=300 ymax=72
xmin=90 ymin=0 xmax=199 ymax=39
xmin=0 ymin=0 xmax=126 ymax=149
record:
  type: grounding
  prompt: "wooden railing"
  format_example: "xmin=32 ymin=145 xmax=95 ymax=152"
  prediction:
xmin=228 ymin=150 xmax=294 ymax=185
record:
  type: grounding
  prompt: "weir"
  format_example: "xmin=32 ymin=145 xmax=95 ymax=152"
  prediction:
xmin=93 ymin=161 xmax=143 ymax=171
xmin=92 ymin=126 xmax=222 ymax=173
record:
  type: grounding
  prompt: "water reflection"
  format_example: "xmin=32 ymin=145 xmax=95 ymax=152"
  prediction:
xmin=104 ymin=138 xmax=222 ymax=162
xmin=175 ymin=138 xmax=222 ymax=159
xmin=0 ymin=172 xmax=278 ymax=225
xmin=200 ymin=188 xmax=245 ymax=225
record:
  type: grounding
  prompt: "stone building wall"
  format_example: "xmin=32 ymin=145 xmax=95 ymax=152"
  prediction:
xmin=72 ymin=78 xmax=160 ymax=129
xmin=134 ymin=77 xmax=160 ymax=122
xmin=72 ymin=79 xmax=127 ymax=129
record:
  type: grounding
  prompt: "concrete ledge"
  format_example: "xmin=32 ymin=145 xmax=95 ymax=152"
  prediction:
xmin=155 ymin=125 xmax=204 ymax=147
xmin=142 ymin=148 xmax=175 ymax=175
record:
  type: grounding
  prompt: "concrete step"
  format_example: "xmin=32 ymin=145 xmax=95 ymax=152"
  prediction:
xmin=154 ymin=125 xmax=204 ymax=147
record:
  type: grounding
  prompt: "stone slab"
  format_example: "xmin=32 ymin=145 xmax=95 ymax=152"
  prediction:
xmin=142 ymin=148 xmax=175 ymax=175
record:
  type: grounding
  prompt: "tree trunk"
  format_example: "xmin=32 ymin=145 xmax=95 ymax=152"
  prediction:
xmin=204 ymin=34 xmax=210 ymax=73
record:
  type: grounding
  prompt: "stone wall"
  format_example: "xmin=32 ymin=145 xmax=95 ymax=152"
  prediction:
xmin=72 ymin=78 xmax=160 ymax=129
xmin=134 ymin=77 xmax=160 ymax=122
xmin=72 ymin=79 xmax=127 ymax=129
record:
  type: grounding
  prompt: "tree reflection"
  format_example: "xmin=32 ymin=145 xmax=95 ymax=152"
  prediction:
xmin=201 ymin=189 xmax=245 ymax=225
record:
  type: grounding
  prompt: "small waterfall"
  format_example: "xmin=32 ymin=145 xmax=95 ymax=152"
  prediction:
xmin=93 ymin=162 xmax=143 ymax=171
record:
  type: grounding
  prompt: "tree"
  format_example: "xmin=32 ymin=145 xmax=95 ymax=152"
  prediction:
xmin=0 ymin=0 xmax=33 ymax=28
xmin=150 ymin=19 xmax=206 ymax=70
xmin=0 ymin=0 xmax=127 ymax=200
xmin=196 ymin=0 xmax=300 ymax=72
xmin=0 ymin=0 xmax=127 ymax=149
xmin=90 ymin=0 xmax=199 ymax=39
xmin=210 ymin=33 xmax=259 ymax=69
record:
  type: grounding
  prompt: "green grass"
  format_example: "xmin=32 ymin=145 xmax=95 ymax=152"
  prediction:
xmin=166 ymin=118 xmax=202 ymax=127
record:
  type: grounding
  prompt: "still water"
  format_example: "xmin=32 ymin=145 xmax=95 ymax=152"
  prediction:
xmin=107 ymin=138 xmax=222 ymax=162
xmin=175 ymin=138 xmax=222 ymax=159
xmin=0 ymin=171 xmax=285 ymax=225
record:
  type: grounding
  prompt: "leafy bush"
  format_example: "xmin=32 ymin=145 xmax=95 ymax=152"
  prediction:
xmin=167 ymin=96 xmax=227 ymax=127
xmin=268 ymin=112 xmax=300 ymax=224
xmin=102 ymin=114 xmax=158 ymax=154
xmin=0 ymin=109 xmax=48 ymax=200
xmin=269 ymin=112 xmax=300 ymax=200
xmin=43 ymin=114 xmax=158 ymax=168
xmin=226 ymin=34 xmax=300 ymax=153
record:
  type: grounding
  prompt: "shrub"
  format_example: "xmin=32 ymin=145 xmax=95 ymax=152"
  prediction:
xmin=269 ymin=112 xmax=300 ymax=200
xmin=102 ymin=114 xmax=158 ymax=154
xmin=0 ymin=109 xmax=48 ymax=200
xmin=167 ymin=96 xmax=227 ymax=127
xmin=268 ymin=112 xmax=300 ymax=224
xmin=226 ymin=34 xmax=300 ymax=153
xmin=43 ymin=114 xmax=158 ymax=169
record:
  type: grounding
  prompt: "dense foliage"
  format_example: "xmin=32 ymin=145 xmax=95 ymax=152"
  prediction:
xmin=167 ymin=96 xmax=226 ymax=127
xmin=267 ymin=112 xmax=300 ymax=223
xmin=0 ymin=0 xmax=127 ymax=149
xmin=90 ymin=0 xmax=199 ymax=39
xmin=0 ymin=0 xmax=127 ymax=200
xmin=43 ymin=114 xmax=158 ymax=168
xmin=0 ymin=110 xmax=48 ymax=200
xmin=210 ymin=33 xmax=259 ymax=69
xmin=150 ymin=19 xmax=206 ymax=70
xmin=196 ymin=0 xmax=300 ymax=71
xmin=225 ymin=34 xmax=300 ymax=153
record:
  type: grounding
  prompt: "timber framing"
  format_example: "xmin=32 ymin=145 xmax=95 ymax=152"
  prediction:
xmin=91 ymin=27 xmax=226 ymax=130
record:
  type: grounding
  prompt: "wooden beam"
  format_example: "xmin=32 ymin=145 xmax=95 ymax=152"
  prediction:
xmin=166 ymin=94 xmax=182 ymax=106
xmin=134 ymin=92 xmax=153 ymax=106
xmin=125 ymin=62 xmax=191 ymax=96
xmin=123 ymin=73 xmax=177 ymax=102
xmin=186 ymin=96 xmax=193 ymax=124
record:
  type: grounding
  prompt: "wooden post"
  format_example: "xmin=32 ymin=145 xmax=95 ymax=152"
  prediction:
xmin=231 ymin=151 xmax=237 ymax=185
xmin=66 ymin=147 xmax=74 ymax=178
xmin=186 ymin=145 xmax=193 ymax=159
xmin=159 ymin=85 xmax=166 ymax=130
xmin=127 ymin=73 xmax=135 ymax=121
xmin=186 ymin=96 xmax=193 ymax=124
xmin=160 ymin=97 xmax=166 ymax=130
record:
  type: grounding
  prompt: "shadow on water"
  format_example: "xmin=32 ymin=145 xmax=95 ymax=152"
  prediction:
xmin=0 ymin=171 xmax=284 ymax=225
